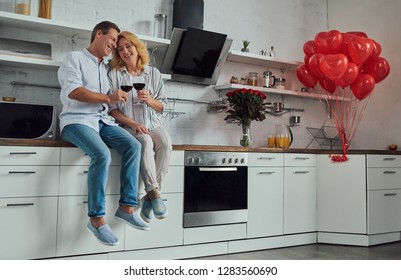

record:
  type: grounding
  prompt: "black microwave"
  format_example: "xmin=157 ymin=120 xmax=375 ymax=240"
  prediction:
xmin=0 ymin=101 xmax=57 ymax=140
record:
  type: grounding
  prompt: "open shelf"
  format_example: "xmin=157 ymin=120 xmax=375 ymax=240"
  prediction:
xmin=227 ymin=50 xmax=302 ymax=71
xmin=215 ymin=84 xmax=351 ymax=101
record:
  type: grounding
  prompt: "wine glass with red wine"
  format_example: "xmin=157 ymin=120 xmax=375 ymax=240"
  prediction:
xmin=132 ymin=76 xmax=146 ymax=104
xmin=119 ymin=75 xmax=132 ymax=107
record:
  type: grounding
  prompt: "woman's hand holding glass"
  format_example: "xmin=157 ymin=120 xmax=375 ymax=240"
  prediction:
xmin=132 ymin=76 xmax=146 ymax=104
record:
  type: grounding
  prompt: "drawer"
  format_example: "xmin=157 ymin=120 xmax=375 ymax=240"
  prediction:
xmin=0 ymin=196 xmax=57 ymax=259
xmin=59 ymin=166 xmax=121 ymax=195
xmin=367 ymin=168 xmax=401 ymax=190
xmin=248 ymin=152 xmax=283 ymax=166
xmin=368 ymin=189 xmax=401 ymax=234
xmin=0 ymin=146 xmax=60 ymax=165
xmin=284 ymin=153 xmax=316 ymax=167
xmin=367 ymin=155 xmax=401 ymax=168
xmin=170 ymin=150 xmax=184 ymax=166
xmin=0 ymin=166 xmax=59 ymax=197
xmin=60 ymin=147 xmax=121 ymax=166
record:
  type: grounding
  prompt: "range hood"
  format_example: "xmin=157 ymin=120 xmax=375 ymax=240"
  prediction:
xmin=161 ymin=28 xmax=232 ymax=85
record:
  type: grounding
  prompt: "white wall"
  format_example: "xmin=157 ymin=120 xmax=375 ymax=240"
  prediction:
xmin=328 ymin=0 xmax=400 ymax=150
xmin=1 ymin=0 xmax=331 ymax=148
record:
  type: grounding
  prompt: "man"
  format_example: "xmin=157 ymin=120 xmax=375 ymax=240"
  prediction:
xmin=58 ymin=21 xmax=148 ymax=246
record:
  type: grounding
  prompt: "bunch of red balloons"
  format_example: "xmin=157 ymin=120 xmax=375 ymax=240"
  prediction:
xmin=297 ymin=30 xmax=390 ymax=100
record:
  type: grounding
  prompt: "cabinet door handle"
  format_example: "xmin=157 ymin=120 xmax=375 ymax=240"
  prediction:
xmin=294 ymin=171 xmax=310 ymax=174
xmin=258 ymin=171 xmax=276 ymax=175
xmin=83 ymin=171 xmax=89 ymax=174
xmin=383 ymin=171 xmax=397 ymax=174
xmin=384 ymin=193 xmax=397 ymax=197
xmin=9 ymin=152 xmax=37 ymax=155
xmin=383 ymin=157 xmax=396 ymax=161
xmin=8 ymin=171 xmax=36 ymax=174
xmin=6 ymin=203 xmax=34 ymax=207
xmin=258 ymin=157 xmax=276 ymax=160
xmin=294 ymin=157 xmax=309 ymax=160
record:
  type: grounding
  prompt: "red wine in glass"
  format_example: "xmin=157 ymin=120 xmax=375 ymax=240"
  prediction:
xmin=120 ymin=85 xmax=133 ymax=92
xmin=133 ymin=83 xmax=145 ymax=90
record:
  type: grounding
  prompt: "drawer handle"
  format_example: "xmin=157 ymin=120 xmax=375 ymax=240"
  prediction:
xmin=383 ymin=158 xmax=396 ymax=161
xmin=258 ymin=171 xmax=276 ymax=175
xmin=294 ymin=171 xmax=310 ymax=174
xmin=9 ymin=152 xmax=37 ymax=155
xmin=6 ymin=203 xmax=34 ymax=207
xmin=83 ymin=171 xmax=89 ymax=174
xmin=83 ymin=201 xmax=88 ymax=204
xmin=384 ymin=193 xmax=397 ymax=197
xmin=258 ymin=157 xmax=276 ymax=160
xmin=294 ymin=157 xmax=309 ymax=160
xmin=383 ymin=171 xmax=397 ymax=174
xmin=8 ymin=171 xmax=36 ymax=174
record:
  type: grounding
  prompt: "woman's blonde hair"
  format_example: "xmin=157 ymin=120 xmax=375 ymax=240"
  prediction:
xmin=109 ymin=31 xmax=149 ymax=71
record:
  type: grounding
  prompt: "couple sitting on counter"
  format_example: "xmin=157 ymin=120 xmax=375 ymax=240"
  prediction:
xmin=57 ymin=21 xmax=172 ymax=246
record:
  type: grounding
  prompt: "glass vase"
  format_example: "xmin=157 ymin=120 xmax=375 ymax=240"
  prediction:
xmin=240 ymin=121 xmax=252 ymax=147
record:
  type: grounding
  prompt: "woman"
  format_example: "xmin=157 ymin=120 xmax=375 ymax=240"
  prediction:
xmin=108 ymin=31 xmax=172 ymax=224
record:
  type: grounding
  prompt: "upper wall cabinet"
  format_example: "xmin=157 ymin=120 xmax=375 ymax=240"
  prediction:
xmin=216 ymin=50 xmax=350 ymax=102
xmin=0 ymin=11 xmax=171 ymax=78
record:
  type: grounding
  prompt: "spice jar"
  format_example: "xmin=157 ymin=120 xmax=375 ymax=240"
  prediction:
xmin=15 ymin=0 xmax=30 ymax=15
xmin=275 ymin=77 xmax=286 ymax=90
xmin=38 ymin=0 xmax=51 ymax=19
xmin=230 ymin=76 xmax=239 ymax=84
xmin=247 ymin=72 xmax=258 ymax=86
xmin=154 ymin=14 xmax=167 ymax=38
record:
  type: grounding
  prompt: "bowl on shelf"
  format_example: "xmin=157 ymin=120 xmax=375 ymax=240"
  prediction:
xmin=2 ymin=96 xmax=16 ymax=102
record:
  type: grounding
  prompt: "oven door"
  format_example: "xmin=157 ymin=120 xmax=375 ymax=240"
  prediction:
xmin=184 ymin=166 xmax=247 ymax=227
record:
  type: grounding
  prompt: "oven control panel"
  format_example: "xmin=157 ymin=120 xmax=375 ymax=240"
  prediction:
xmin=185 ymin=151 xmax=248 ymax=166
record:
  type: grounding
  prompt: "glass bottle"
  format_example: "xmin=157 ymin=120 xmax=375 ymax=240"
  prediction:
xmin=247 ymin=72 xmax=258 ymax=86
xmin=154 ymin=14 xmax=167 ymax=38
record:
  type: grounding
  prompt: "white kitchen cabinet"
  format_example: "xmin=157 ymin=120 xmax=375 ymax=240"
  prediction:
xmin=367 ymin=155 xmax=401 ymax=234
xmin=247 ymin=152 xmax=284 ymax=238
xmin=0 ymin=196 xmax=57 ymax=259
xmin=0 ymin=146 xmax=59 ymax=259
xmin=284 ymin=153 xmax=316 ymax=234
xmin=317 ymin=154 xmax=366 ymax=234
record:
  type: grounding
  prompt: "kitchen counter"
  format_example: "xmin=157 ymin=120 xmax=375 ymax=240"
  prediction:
xmin=1 ymin=138 xmax=400 ymax=155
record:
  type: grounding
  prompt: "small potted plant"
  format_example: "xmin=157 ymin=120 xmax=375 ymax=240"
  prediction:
xmin=241 ymin=40 xmax=250 ymax=52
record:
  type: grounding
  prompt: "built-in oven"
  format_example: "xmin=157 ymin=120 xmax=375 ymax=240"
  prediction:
xmin=184 ymin=151 xmax=248 ymax=228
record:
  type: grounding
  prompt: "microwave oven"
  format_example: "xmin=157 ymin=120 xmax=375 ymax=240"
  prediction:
xmin=0 ymin=101 xmax=57 ymax=140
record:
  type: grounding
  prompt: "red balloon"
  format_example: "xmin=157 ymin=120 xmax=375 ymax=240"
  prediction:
xmin=297 ymin=64 xmax=318 ymax=88
xmin=319 ymin=54 xmax=349 ymax=81
xmin=336 ymin=62 xmax=359 ymax=88
xmin=304 ymin=55 xmax=310 ymax=65
xmin=350 ymin=74 xmax=375 ymax=100
xmin=369 ymin=40 xmax=382 ymax=59
xmin=346 ymin=31 xmax=368 ymax=37
xmin=308 ymin=53 xmax=325 ymax=79
xmin=319 ymin=77 xmax=337 ymax=93
xmin=347 ymin=36 xmax=374 ymax=64
xmin=361 ymin=56 xmax=390 ymax=83
xmin=315 ymin=30 xmax=343 ymax=54
xmin=303 ymin=40 xmax=318 ymax=57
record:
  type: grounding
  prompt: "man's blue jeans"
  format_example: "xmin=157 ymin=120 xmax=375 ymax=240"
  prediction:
xmin=61 ymin=121 xmax=141 ymax=217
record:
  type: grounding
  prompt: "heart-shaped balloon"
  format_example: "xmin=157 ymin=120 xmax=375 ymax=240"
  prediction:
xmin=346 ymin=31 xmax=368 ymax=38
xmin=361 ymin=56 xmax=390 ymax=83
xmin=319 ymin=54 xmax=349 ymax=81
xmin=350 ymin=74 xmax=375 ymax=100
xmin=314 ymin=30 xmax=343 ymax=54
xmin=296 ymin=64 xmax=317 ymax=88
xmin=347 ymin=36 xmax=374 ymax=64
xmin=368 ymin=40 xmax=382 ymax=60
xmin=303 ymin=40 xmax=318 ymax=57
xmin=319 ymin=77 xmax=337 ymax=93
xmin=336 ymin=62 xmax=359 ymax=88
xmin=308 ymin=53 xmax=325 ymax=79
